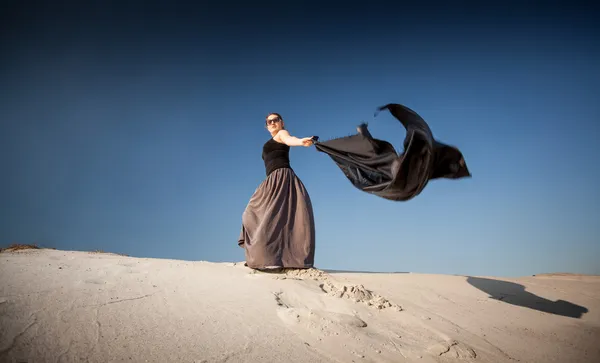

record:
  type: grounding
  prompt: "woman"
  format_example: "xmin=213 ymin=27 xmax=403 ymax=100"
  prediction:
xmin=238 ymin=112 xmax=316 ymax=270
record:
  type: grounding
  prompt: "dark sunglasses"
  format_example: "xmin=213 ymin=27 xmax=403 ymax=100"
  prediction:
xmin=265 ymin=117 xmax=281 ymax=125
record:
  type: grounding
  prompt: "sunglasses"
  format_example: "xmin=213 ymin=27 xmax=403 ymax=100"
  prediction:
xmin=265 ymin=117 xmax=281 ymax=125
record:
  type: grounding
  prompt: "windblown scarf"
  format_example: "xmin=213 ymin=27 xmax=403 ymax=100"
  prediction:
xmin=313 ymin=103 xmax=471 ymax=201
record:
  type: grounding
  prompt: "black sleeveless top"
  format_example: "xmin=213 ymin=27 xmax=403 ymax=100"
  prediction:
xmin=262 ymin=138 xmax=291 ymax=176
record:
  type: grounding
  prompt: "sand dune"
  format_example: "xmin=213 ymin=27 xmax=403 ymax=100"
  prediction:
xmin=1 ymin=249 xmax=599 ymax=363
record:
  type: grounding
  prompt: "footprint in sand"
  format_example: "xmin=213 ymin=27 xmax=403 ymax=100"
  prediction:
xmin=319 ymin=281 xmax=403 ymax=312
xmin=274 ymin=291 xmax=368 ymax=329
xmin=427 ymin=340 xmax=477 ymax=360
xmin=273 ymin=289 xmax=383 ymax=362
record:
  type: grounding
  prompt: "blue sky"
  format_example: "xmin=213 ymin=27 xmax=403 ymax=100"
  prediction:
xmin=1 ymin=1 xmax=598 ymax=277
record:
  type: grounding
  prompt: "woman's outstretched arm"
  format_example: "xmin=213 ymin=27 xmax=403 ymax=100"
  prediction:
xmin=275 ymin=130 xmax=314 ymax=147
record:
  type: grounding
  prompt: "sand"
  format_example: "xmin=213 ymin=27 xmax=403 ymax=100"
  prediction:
xmin=1 ymin=249 xmax=599 ymax=363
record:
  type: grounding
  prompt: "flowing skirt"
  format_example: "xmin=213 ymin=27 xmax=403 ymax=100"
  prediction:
xmin=238 ymin=167 xmax=316 ymax=269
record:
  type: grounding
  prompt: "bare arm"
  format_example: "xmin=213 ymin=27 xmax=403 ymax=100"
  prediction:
xmin=275 ymin=130 xmax=314 ymax=147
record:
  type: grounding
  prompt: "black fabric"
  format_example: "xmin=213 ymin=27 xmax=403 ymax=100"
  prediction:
xmin=262 ymin=138 xmax=291 ymax=176
xmin=314 ymin=103 xmax=471 ymax=201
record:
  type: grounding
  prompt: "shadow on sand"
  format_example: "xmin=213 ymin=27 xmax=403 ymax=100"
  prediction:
xmin=467 ymin=277 xmax=588 ymax=319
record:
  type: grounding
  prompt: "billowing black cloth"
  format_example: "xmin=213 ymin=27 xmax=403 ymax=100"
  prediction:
xmin=313 ymin=103 xmax=471 ymax=201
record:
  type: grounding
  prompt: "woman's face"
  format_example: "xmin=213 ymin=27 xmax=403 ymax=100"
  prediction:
xmin=266 ymin=114 xmax=284 ymax=134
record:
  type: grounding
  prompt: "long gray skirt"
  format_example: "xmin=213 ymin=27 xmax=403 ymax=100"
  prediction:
xmin=238 ymin=167 xmax=316 ymax=269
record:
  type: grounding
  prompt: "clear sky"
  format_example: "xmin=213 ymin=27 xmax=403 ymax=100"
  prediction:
xmin=1 ymin=1 xmax=598 ymax=277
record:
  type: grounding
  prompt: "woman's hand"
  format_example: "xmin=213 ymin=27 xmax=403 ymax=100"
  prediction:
xmin=301 ymin=137 xmax=315 ymax=147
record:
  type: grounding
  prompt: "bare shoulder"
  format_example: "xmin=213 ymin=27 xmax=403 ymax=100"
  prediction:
xmin=274 ymin=129 xmax=290 ymax=141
